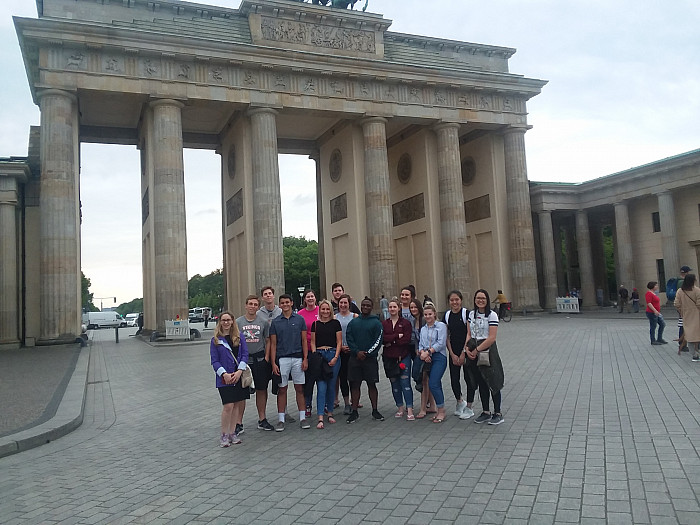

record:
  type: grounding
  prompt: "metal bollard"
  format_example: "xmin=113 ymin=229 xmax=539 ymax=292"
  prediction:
xmin=115 ymin=326 xmax=119 ymax=343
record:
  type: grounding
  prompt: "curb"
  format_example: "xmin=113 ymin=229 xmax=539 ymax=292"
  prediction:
xmin=0 ymin=344 xmax=89 ymax=458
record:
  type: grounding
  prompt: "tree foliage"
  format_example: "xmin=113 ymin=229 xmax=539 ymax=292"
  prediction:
xmin=116 ymin=298 xmax=143 ymax=316
xmin=188 ymin=269 xmax=225 ymax=313
xmin=81 ymin=272 xmax=98 ymax=312
xmin=283 ymin=236 xmax=319 ymax=300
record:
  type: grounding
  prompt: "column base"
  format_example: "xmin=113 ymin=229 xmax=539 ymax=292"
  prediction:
xmin=36 ymin=334 xmax=81 ymax=346
xmin=0 ymin=340 xmax=21 ymax=351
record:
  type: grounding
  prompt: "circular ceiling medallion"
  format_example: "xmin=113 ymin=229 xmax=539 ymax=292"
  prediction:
xmin=397 ymin=153 xmax=412 ymax=184
xmin=227 ymin=146 xmax=236 ymax=180
xmin=329 ymin=149 xmax=342 ymax=182
xmin=461 ymin=157 xmax=476 ymax=185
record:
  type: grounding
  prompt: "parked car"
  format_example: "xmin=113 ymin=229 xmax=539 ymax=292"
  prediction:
xmin=188 ymin=307 xmax=212 ymax=323
xmin=82 ymin=311 xmax=123 ymax=329
xmin=125 ymin=313 xmax=139 ymax=327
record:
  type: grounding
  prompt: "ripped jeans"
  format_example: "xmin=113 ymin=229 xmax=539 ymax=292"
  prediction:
xmin=390 ymin=355 xmax=414 ymax=408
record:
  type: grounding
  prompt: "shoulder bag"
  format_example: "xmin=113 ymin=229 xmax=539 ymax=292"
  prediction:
xmin=229 ymin=347 xmax=253 ymax=388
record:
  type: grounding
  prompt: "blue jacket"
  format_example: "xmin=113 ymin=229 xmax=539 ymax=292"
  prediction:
xmin=210 ymin=336 xmax=249 ymax=388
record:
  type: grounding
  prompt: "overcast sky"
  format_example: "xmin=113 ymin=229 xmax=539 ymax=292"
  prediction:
xmin=2 ymin=0 xmax=698 ymax=306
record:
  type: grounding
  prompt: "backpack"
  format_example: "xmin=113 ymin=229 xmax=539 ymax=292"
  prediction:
xmin=444 ymin=308 xmax=467 ymax=325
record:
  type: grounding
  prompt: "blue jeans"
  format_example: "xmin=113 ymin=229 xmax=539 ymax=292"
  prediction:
xmin=316 ymin=350 xmax=341 ymax=416
xmin=427 ymin=352 xmax=447 ymax=408
xmin=646 ymin=312 xmax=665 ymax=343
xmin=390 ymin=355 xmax=414 ymax=408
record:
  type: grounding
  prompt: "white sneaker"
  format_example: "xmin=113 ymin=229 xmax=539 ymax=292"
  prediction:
xmin=454 ymin=399 xmax=467 ymax=416
xmin=459 ymin=406 xmax=475 ymax=420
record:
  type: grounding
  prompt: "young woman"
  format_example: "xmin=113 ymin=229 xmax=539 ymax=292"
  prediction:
xmin=674 ymin=274 xmax=700 ymax=360
xmin=209 ymin=312 xmax=250 ymax=447
xmin=645 ymin=281 xmax=667 ymax=345
xmin=466 ymin=289 xmax=505 ymax=425
xmin=418 ymin=304 xmax=448 ymax=423
xmin=410 ymin=299 xmax=433 ymax=418
xmin=298 ymin=289 xmax=320 ymax=415
xmin=335 ymin=294 xmax=359 ymax=415
xmin=311 ymin=300 xmax=342 ymax=428
xmin=444 ymin=290 xmax=475 ymax=420
xmin=382 ymin=299 xmax=415 ymax=420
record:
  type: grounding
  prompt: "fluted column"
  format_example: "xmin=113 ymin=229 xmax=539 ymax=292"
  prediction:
xmin=38 ymin=89 xmax=80 ymax=344
xmin=150 ymin=99 xmax=188 ymax=332
xmin=614 ymin=201 xmax=635 ymax=291
xmin=249 ymin=107 xmax=284 ymax=296
xmin=434 ymin=123 xmax=469 ymax=294
xmin=658 ymin=191 xmax=680 ymax=281
xmin=575 ymin=210 xmax=596 ymax=307
xmin=538 ymin=211 xmax=558 ymax=310
xmin=503 ymin=127 xmax=539 ymax=309
xmin=0 ymin=169 xmax=27 ymax=349
xmin=310 ymin=152 xmax=326 ymax=299
xmin=361 ymin=117 xmax=397 ymax=303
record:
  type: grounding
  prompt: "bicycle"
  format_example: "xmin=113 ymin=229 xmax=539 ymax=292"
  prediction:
xmin=497 ymin=302 xmax=512 ymax=323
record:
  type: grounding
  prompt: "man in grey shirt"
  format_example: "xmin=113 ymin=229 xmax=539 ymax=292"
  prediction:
xmin=259 ymin=285 xmax=282 ymax=321
xmin=236 ymin=295 xmax=274 ymax=432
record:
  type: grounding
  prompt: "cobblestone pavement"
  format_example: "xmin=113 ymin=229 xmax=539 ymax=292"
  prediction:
xmin=1 ymin=315 xmax=699 ymax=524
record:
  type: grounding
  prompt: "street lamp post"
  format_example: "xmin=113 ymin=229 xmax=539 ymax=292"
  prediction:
xmin=94 ymin=296 xmax=116 ymax=311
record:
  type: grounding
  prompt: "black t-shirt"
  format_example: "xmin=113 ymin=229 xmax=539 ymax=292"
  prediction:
xmin=225 ymin=335 xmax=239 ymax=359
xmin=446 ymin=310 xmax=467 ymax=355
xmin=311 ymin=319 xmax=342 ymax=348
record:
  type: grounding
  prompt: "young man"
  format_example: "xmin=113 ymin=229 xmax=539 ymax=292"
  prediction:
xmin=236 ymin=295 xmax=275 ymax=432
xmin=345 ymin=297 xmax=384 ymax=423
xmin=259 ymin=286 xmax=282 ymax=321
xmin=330 ymin=282 xmax=361 ymax=315
xmin=379 ymin=295 xmax=389 ymax=320
xmin=270 ymin=294 xmax=310 ymax=431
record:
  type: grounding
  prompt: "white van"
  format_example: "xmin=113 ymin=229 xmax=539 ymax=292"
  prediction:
xmin=82 ymin=311 xmax=124 ymax=329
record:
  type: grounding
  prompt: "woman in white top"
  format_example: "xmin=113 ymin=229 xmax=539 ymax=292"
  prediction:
xmin=418 ymin=304 xmax=448 ymax=423
xmin=466 ymin=289 xmax=505 ymax=425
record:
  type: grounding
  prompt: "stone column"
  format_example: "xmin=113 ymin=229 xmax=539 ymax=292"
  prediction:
xmin=38 ymin=89 xmax=81 ymax=344
xmin=538 ymin=211 xmax=558 ymax=310
xmin=575 ymin=210 xmax=596 ymax=307
xmin=658 ymin=191 xmax=680 ymax=281
xmin=614 ymin=201 xmax=635 ymax=291
xmin=150 ymin=99 xmax=188 ymax=332
xmin=248 ymin=107 xmax=284 ymax=296
xmin=310 ymin=153 xmax=326 ymax=299
xmin=503 ymin=127 xmax=539 ymax=310
xmin=0 ymin=168 xmax=27 ymax=349
xmin=361 ymin=117 xmax=397 ymax=303
xmin=434 ymin=123 xmax=469 ymax=294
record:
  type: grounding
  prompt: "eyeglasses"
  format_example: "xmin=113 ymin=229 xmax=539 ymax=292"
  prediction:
xmin=220 ymin=319 xmax=233 ymax=323
xmin=475 ymin=297 xmax=487 ymax=301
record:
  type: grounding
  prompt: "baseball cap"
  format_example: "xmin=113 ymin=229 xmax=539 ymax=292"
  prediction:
xmin=680 ymin=265 xmax=692 ymax=273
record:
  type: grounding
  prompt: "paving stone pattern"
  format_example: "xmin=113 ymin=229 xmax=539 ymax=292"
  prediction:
xmin=1 ymin=316 xmax=699 ymax=524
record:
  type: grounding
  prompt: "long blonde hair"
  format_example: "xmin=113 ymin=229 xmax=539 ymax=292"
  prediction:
xmin=213 ymin=311 xmax=240 ymax=346
xmin=318 ymin=299 xmax=334 ymax=321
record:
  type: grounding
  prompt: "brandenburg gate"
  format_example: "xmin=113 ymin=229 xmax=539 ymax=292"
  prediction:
xmin=5 ymin=0 xmax=546 ymax=347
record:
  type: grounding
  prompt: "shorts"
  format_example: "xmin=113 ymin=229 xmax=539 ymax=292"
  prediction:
xmin=218 ymin=383 xmax=250 ymax=405
xmin=278 ymin=357 xmax=305 ymax=388
xmin=347 ymin=354 xmax=379 ymax=384
xmin=249 ymin=353 xmax=272 ymax=391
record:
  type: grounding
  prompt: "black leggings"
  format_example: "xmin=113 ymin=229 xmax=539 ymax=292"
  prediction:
xmin=466 ymin=362 xmax=500 ymax=413
xmin=449 ymin=358 xmax=475 ymax=403
xmin=338 ymin=352 xmax=350 ymax=398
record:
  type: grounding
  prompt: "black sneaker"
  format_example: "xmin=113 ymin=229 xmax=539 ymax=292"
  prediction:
xmin=651 ymin=341 xmax=663 ymax=345
xmin=346 ymin=410 xmax=359 ymax=424
xmin=681 ymin=346 xmax=690 ymax=352
xmin=257 ymin=419 xmax=274 ymax=431
xmin=488 ymin=413 xmax=504 ymax=425
xmin=473 ymin=412 xmax=491 ymax=424
xmin=657 ymin=339 xmax=669 ymax=344
xmin=235 ymin=423 xmax=244 ymax=435
xmin=371 ymin=409 xmax=385 ymax=421
xmin=692 ymin=356 xmax=700 ymax=362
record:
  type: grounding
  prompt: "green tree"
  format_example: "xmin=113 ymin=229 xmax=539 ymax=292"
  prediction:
xmin=81 ymin=271 xmax=98 ymax=312
xmin=116 ymin=298 xmax=143 ymax=316
xmin=188 ymin=269 xmax=224 ymax=313
xmin=283 ymin=236 xmax=319 ymax=300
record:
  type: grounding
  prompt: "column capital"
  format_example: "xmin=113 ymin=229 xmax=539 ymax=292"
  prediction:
xmin=613 ymin=200 xmax=629 ymax=209
xmin=36 ymin=88 xmax=77 ymax=104
xmin=308 ymin=152 xmax=320 ymax=163
xmin=247 ymin=106 xmax=279 ymax=118
xmin=432 ymin=121 xmax=461 ymax=133
xmin=0 ymin=163 xmax=29 ymax=185
xmin=502 ymin=125 xmax=532 ymax=136
xmin=149 ymin=98 xmax=185 ymax=110
xmin=360 ymin=116 xmax=388 ymax=127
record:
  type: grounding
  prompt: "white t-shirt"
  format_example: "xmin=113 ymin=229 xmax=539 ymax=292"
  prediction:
xmin=468 ymin=310 xmax=499 ymax=340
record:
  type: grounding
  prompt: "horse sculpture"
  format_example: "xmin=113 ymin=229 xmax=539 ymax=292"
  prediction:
xmin=297 ymin=0 xmax=369 ymax=11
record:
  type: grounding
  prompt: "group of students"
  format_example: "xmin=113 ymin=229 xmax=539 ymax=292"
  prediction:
xmin=209 ymin=283 xmax=506 ymax=448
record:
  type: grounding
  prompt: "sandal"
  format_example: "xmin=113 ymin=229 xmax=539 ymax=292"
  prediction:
xmin=394 ymin=411 xmax=404 ymax=418
xmin=406 ymin=414 xmax=415 ymax=421
xmin=316 ymin=420 xmax=324 ymax=429
xmin=432 ymin=417 xmax=444 ymax=424
xmin=328 ymin=415 xmax=336 ymax=424
xmin=415 ymin=412 xmax=427 ymax=419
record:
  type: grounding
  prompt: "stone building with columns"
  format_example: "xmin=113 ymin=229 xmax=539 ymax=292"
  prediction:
xmin=530 ymin=149 xmax=700 ymax=309
xmin=4 ymin=0 xmax=547 ymax=348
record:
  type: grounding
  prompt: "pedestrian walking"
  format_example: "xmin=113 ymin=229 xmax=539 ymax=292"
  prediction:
xmin=645 ymin=281 xmax=668 ymax=346
xmin=674 ymin=273 xmax=700 ymax=360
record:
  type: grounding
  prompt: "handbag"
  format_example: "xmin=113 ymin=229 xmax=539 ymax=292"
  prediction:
xmin=477 ymin=347 xmax=490 ymax=367
xmin=382 ymin=355 xmax=401 ymax=379
xmin=229 ymin=347 xmax=253 ymax=388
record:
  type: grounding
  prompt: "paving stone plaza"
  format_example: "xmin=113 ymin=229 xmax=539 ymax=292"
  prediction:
xmin=2 ymin=314 xmax=700 ymax=524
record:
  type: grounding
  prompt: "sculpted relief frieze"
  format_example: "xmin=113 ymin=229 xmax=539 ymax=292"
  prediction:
xmin=260 ymin=17 xmax=376 ymax=54
xmin=51 ymin=47 xmax=525 ymax=120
